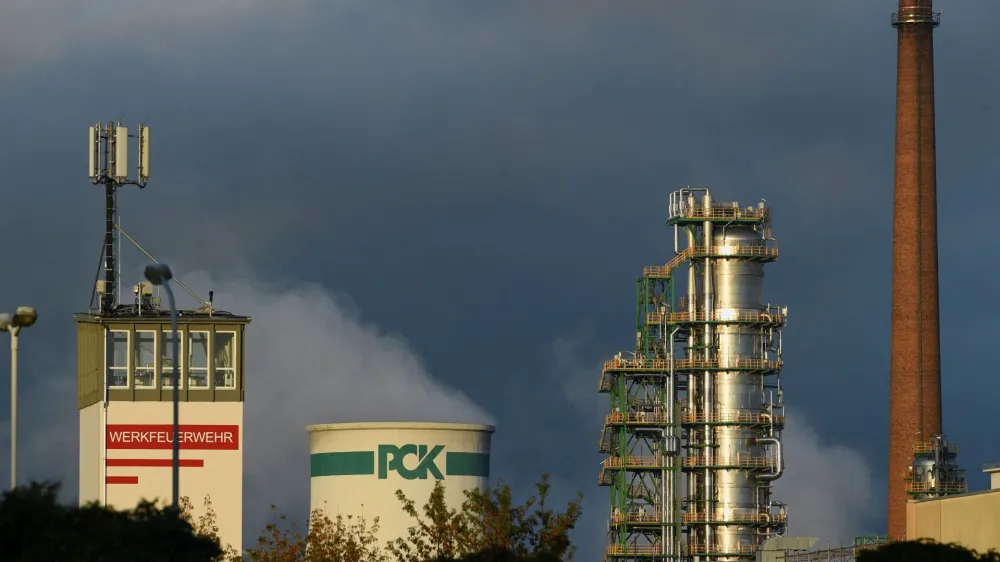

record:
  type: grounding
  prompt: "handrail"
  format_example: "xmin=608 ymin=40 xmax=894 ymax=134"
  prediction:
xmin=905 ymin=481 xmax=967 ymax=493
xmin=681 ymin=412 xmax=785 ymax=426
xmin=610 ymin=510 xmax=667 ymax=525
xmin=641 ymin=245 xmax=778 ymax=278
xmin=603 ymin=456 xmax=669 ymax=469
xmin=606 ymin=542 xmax=761 ymax=556
xmin=689 ymin=245 xmax=778 ymax=258
xmin=605 ymin=544 xmax=662 ymax=556
xmin=683 ymin=511 xmax=787 ymax=524
xmin=670 ymin=206 xmax=769 ymax=222
xmin=682 ymin=455 xmax=775 ymax=469
xmin=603 ymin=356 xmax=782 ymax=373
xmin=891 ymin=6 xmax=941 ymax=26
xmin=647 ymin=310 xmax=786 ymax=325
xmin=685 ymin=543 xmax=759 ymax=555
xmin=643 ymin=248 xmax=694 ymax=277
xmin=605 ymin=412 xmax=671 ymax=425
xmin=912 ymin=440 xmax=960 ymax=455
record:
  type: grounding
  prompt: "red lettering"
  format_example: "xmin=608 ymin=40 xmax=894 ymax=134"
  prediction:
xmin=106 ymin=425 xmax=240 ymax=450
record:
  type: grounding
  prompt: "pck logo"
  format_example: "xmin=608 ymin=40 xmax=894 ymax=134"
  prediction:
xmin=378 ymin=444 xmax=445 ymax=480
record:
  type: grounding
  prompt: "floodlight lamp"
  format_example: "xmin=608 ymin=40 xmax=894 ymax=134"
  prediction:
xmin=11 ymin=307 xmax=37 ymax=328
xmin=0 ymin=314 xmax=10 ymax=332
xmin=144 ymin=264 xmax=173 ymax=286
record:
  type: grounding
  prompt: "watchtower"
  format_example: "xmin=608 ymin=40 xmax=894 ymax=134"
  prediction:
xmin=77 ymin=122 xmax=250 ymax=552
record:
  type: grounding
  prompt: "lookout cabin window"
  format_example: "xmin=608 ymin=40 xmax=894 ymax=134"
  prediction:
xmin=189 ymin=331 xmax=209 ymax=388
xmin=161 ymin=330 xmax=182 ymax=388
xmin=134 ymin=331 xmax=156 ymax=388
xmin=214 ymin=332 xmax=236 ymax=389
xmin=107 ymin=330 xmax=129 ymax=388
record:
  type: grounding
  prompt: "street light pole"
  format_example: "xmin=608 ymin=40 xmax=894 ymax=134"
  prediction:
xmin=9 ymin=326 xmax=18 ymax=491
xmin=0 ymin=307 xmax=38 ymax=491
xmin=165 ymin=283 xmax=179 ymax=508
xmin=145 ymin=264 xmax=179 ymax=507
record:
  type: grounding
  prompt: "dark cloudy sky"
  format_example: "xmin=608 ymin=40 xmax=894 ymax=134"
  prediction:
xmin=1 ymin=0 xmax=998 ymax=555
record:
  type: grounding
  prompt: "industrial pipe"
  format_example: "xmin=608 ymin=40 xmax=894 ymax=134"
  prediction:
xmin=701 ymin=193 xmax=714 ymax=550
xmin=665 ymin=325 xmax=681 ymax=557
xmin=756 ymin=437 xmax=784 ymax=481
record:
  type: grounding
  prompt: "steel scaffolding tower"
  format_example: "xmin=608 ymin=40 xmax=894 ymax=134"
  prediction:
xmin=600 ymin=188 xmax=789 ymax=561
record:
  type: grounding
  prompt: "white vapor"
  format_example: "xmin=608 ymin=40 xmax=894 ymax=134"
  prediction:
xmin=774 ymin=408 xmax=876 ymax=543
xmin=174 ymin=271 xmax=493 ymax=544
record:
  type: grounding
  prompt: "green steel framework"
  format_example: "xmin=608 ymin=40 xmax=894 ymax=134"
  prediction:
xmin=599 ymin=196 xmax=788 ymax=562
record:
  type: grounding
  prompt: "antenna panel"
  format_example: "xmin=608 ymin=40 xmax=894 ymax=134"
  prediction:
xmin=89 ymin=126 xmax=99 ymax=181
xmin=114 ymin=126 xmax=129 ymax=180
xmin=139 ymin=126 xmax=150 ymax=180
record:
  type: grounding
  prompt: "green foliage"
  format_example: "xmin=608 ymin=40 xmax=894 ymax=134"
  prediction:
xmin=2 ymin=473 xmax=581 ymax=562
xmin=182 ymin=497 xmax=384 ymax=562
xmin=242 ymin=506 xmax=384 ymax=562
xmin=179 ymin=495 xmax=243 ymax=561
xmin=387 ymin=473 xmax=583 ymax=562
xmin=858 ymin=539 xmax=1000 ymax=562
xmin=463 ymin=474 xmax=582 ymax=561
xmin=387 ymin=482 xmax=475 ymax=561
xmin=0 ymin=481 xmax=222 ymax=562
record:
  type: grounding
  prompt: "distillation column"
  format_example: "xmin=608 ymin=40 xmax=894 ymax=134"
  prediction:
xmin=599 ymin=188 xmax=788 ymax=562
xmin=676 ymin=190 xmax=786 ymax=561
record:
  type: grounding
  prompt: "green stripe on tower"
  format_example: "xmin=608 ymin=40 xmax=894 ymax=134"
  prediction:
xmin=311 ymin=451 xmax=375 ymax=477
xmin=445 ymin=452 xmax=490 ymax=477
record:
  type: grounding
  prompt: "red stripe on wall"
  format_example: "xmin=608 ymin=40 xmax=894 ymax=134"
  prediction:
xmin=106 ymin=476 xmax=139 ymax=485
xmin=107 ymin=459 xmax=205 ymax=468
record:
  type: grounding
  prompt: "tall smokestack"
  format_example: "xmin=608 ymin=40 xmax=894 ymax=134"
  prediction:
xmin=887 ymin=0 xmax=942 ymax=539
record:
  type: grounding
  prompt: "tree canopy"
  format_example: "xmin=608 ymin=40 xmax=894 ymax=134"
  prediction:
xmin=0 ymin=475 xmax=582 ymax=562
xmin=0 ymin=481 xmax=221 ymax=562
xmin=386 ymin=473 xmax=582 ymax=562
xmin=859 ymin=539 xmax=1000 ymax=562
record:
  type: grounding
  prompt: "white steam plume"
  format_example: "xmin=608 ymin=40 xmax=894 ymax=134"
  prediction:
xmin=175 ymin=272 xmax=493 ymax=544
xmin=773 ymin=408 xmax=876 ymax=543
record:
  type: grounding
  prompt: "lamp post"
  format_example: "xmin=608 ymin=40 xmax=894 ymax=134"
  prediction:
xmin=144 ymin=264 xmax=179 ymax=507
xmin=0 ymin=306 xmax=38 ymax=490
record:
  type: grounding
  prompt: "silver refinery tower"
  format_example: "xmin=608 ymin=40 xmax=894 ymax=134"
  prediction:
xmin=599 ymin=188 xmax=789 ymax=561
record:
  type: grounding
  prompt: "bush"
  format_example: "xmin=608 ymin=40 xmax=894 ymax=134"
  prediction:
xmin=0 ymin=481 xmax=222 ymax=562
xmin=858 ymin=539 xmax=1000 ymax=562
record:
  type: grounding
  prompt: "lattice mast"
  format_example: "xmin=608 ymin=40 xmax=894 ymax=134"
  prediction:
xmin=88 ymin=122 xmax=150 ymax=313
xmin=599 ymin=188 xmax=789 ymax=561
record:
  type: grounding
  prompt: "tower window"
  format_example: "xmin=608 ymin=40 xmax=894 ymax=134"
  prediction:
xmin=134 ymin=331 xmax=156 ymax=388
xmin=214 ymin=332 xmax=237 ymax=389
xmin=107 ymin=330 xmax=129 ymax=388
xmin=161 ymin=330 xmax=183 ymax=389
xmin=189 ymin=331 xmax=209 ymax=388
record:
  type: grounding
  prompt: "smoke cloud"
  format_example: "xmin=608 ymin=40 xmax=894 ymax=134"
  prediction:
xmin=774 ymin=408 xmax=877 ymax=544
xmin=175 ymin=271 xmax=493 ymax=544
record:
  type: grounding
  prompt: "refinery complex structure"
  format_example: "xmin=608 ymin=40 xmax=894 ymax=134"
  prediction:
xmin=600 ymin=188 xmax=787 ymax=560
xmin=65 ymin=1 xmax=1000 ymax=559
